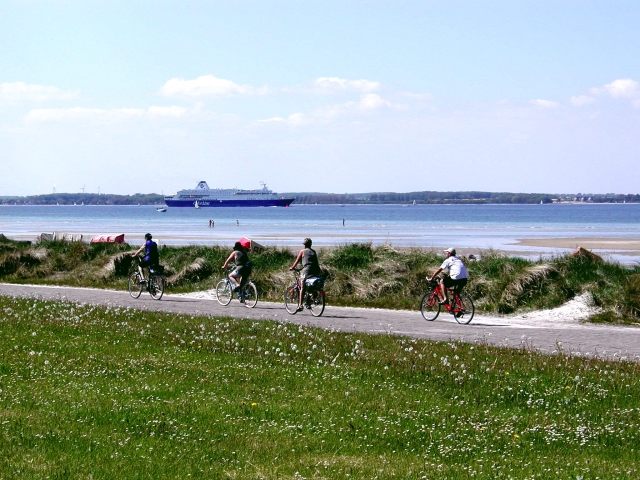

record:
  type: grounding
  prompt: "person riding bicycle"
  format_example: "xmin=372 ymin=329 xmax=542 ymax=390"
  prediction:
xmin=222 ymin=241 xmax=252 ymax=300
xmin=289 ymin=237 xmax=322 ymax=312
xmin=131 ymin=233 xmax=160 ymax=282
xmin=428 ymin=247 xmax=468 ymax=305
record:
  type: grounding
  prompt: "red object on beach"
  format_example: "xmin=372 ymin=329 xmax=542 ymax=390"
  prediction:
xmin=238 ymin=237 xmax=252 ymax=250
xmin=90 ymin=234 xmax=125 ymax=244
xmin=237 ymin=236 xmax=264 ymax=251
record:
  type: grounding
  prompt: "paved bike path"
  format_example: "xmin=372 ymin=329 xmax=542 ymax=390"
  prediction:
xmin=2 ymin=283 xmax=639 ymax=362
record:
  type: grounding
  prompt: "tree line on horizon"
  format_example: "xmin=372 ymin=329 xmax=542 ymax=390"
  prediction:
xmin=1 ymin=191 xmax=639 ymax=205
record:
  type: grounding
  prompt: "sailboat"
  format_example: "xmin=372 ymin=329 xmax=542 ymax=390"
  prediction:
xmin=194 ymin=200 xmax=200 ymax=209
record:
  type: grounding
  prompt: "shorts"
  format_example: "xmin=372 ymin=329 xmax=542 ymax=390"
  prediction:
xmin=140 ymin=258 xmax=160 ymax=273
xmin=140 ymin=257 xmax=157 ymax=268
xmin=443 ymin=276 xmax=467 ymax=293
xmin=231 ymin=264 xmax=252 ymax=283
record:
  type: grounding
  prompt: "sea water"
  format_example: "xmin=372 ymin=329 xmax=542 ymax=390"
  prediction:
xmin=1 ymin=203 xmax=639 ymax=263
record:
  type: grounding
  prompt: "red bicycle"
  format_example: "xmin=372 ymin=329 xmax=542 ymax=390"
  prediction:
xmin=420 ymin=279 xmax=475 ymax=324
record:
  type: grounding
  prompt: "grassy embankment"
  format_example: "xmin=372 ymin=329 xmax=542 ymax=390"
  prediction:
xmin=1 ymin=234 xmax=639 ymax=323
xmin=1 ymin=295 xmax=639 ymax=479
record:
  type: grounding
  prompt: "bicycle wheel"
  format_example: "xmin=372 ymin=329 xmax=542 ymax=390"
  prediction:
xmin=308 ymin=290 xmax=325 ymax=317
xmin=128 ymin=271 xmax=143 ymax=299
xmin=216 ymin=279 xmax=232 ymax=306
xmin=284 ymin=285 xmax=299 ymax=314
xmin=242 ymin=282 xmax=258 ymax=308
xmin=420 ymin=291 xmax=440 ymax=321
xmin=454 ymin=293 xmax=475 ymax=325
xmin=148 ymin=275 xmax=164 ymax=300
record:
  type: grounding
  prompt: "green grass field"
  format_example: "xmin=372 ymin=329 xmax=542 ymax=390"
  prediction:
xmin=1 ymin=295 xmax=639 ymax=479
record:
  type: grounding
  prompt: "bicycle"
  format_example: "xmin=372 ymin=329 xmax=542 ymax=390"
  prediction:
xmin=128 ymin=256 xmax=165 ymax=300
xmin=284 ymin=268 xmax=326 ymax=317
xmin=420 ymin=279 xmax=474 ymax=324
xmin=215 ymin=266 xmax=258 ymax=308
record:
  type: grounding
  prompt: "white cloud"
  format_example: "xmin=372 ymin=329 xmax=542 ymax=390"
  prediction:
xmin=526 ymin=78 xmax=640 ymax=110
xmin=358 ymin=93 xmax=391 ymax=110
xmin=0 ymin=82 xmax=78 ymax=102
xmin=584 ymin=78 xmax=640 ymax=107
xmin=160 ymin=74 xmax=265 ymax=97
xmin=25 ymin=106 xmax=188 ymax=123
xmin=259 ymin=93 xmax=392 ymax=127
xmin=570 ymin=95 xmax=595 ymax=107
xmin=601 ymin=78 xmax=639 ymax=98
xmin=529 ymin=99 xmax=559 ymax=109
xmin=260 ymin=112 xmax=309 ymax=126
xmin=313 ymin=77 xmax=380 ymax=93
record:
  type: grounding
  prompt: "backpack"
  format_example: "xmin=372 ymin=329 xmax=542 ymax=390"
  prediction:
xmin=148 ymin=241 xmax=160 ymax=265
xmin=304 ymin=276 xmax=325 ymax=291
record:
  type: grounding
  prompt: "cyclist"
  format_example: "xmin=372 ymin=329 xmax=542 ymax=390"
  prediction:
xmin=131 ymin=233 xmax=160 ymax=282
xmin=289 ymin=237 xmax=322 ymax=312
xmin=222 ymin=241 xmax=252 ymax=301
xmin=428 ymin=247 xmax=468 ymax=305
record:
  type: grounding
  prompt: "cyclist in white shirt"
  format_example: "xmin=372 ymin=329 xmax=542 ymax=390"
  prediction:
xmin=428 ymin=247 xmax=469 ymax=304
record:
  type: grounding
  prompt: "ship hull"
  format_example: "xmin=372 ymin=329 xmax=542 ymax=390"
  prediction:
xmin=165 ymin=198 xmax=295 ymax=208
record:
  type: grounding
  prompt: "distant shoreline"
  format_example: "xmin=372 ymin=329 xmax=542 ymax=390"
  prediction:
xmin=2 ymin=191 xmax=639 ymax=206
xmin=2 ymin=201 xmax=639 ymax=206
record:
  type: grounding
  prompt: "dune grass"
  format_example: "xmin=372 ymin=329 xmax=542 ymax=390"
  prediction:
xmin=1 ymin=295 xmax=639 ymax=479
xmin=0 ymin=238 xmax=639 ymax=323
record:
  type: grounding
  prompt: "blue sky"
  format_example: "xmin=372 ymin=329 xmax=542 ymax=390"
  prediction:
xmin=1 ymin=0 xmax=639 ymax=196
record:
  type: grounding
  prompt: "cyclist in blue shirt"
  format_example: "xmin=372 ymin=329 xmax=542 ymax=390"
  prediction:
xmin=132 ymin=233 xmax=159 ymax=281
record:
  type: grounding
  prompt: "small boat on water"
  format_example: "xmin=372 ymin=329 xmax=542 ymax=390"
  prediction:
xmin=156 ymin=207 xmax=167 ymax=212
xmin=164 ymin=180 xmax=295 ymax=208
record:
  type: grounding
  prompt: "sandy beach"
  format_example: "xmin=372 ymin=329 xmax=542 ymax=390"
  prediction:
xmin=515 ymin=237 xmax=640 ymax=253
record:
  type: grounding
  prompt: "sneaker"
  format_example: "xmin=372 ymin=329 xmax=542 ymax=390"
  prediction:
xmin=295 ymin=306 xmax=304 ymax=312
xmin=139 ymin=278 xmax=147 ymax=284
xmin=239 ymin=297 xmax=245 ymax=303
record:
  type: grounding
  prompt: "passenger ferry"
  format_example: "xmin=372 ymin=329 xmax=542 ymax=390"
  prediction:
xmin=164 ymin=181 xmax=295 ymax=208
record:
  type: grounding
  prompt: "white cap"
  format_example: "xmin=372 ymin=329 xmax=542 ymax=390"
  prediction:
xmin=444 ymin=247 xmax=455 ymax=254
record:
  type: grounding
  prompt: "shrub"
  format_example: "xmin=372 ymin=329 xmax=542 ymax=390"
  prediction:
xmin=623 ymin=274 xmax=640 ymax=318
xmin=326 ymin=243 xmax=375 ymax=270
xmin=251 ymin=247 xmax=293 ymax=271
